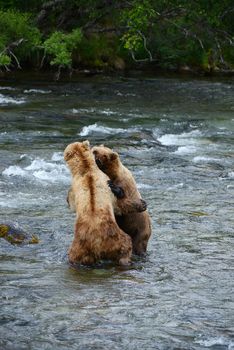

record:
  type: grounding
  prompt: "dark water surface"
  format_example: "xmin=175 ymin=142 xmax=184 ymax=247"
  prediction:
xmin=0 ymin=74 xmax=234 ymax=350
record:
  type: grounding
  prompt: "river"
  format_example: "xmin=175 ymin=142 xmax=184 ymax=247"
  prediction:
xmin=0 ymin=73 xmax=234 ymax=350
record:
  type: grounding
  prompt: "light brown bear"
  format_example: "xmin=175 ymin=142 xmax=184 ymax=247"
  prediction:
xmin=92 ymin=145 xmax=152 ymax=256
xmin=64 ymin=140 xmax=146 ymax=266
xmin=66 ymin=176 xmax=146 ymax=216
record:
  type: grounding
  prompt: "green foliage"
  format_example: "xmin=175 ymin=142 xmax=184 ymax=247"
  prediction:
xmin=0 ymin=10 xmax=40 ymax=46
xmin=43 ymin=29 xmax=82 ymax=68
xmin=0 ymin=1 xmax=233 ymax=72
xmin=0 ymin=9 xmax=41 ymax=68
xmin=121 ymin=1 xmax=155 ymax=56
xmin=0 ymin=54 xmax=11 ymax=66
xmin=122 ymin=33 xmax=142 ymax=52
xmin=121 ymin=0 xmax=234 ymax=69
xmin=123 ymin=0 xmax=155 ymax=30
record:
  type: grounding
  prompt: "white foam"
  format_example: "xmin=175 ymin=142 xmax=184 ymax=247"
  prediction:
xmin=167 ymin=183 xmax=184 ymax=190
xmin=137 ymin=183 xmax=154 ymax=189
xmin=193 ymin=156 xmax=219 ymax=163
xmin=23 ymin=89 xmax=51 ymax=94
xmin=0 ymin=86 xmax=16 ymax=91
xmin=32 ymin=168 xmax=69 ymax=183
xmin=174 ymin=146 xmax=197 ymax=155
xmin=79 ymin=123 xmax=137 ymax=136
xmin=25 ymin=158 xmax=55 ymax=171
xmin=19 ymin=154 xmax=33 ymax=161
xmin=116 ymin=90 xmax=136 ymax=97
xmin=0 ymin=93 xmax=25 ymax=105
xmin=0 ymin=200 xmax=20 ymax=208
xmin=99 ymin=109 xmax=118 ymax=115
xmin=2 ymin=165 xmax=28 ymax=177
xmin=195 ymin=336 xmax=234 ymax=348
xmin=2 ymin=157 xmax=70 ymax=184
xmin=71 ymin=108 xmax=78 ymax=113
xmin=72 ymin=108 xmax=95 ymax=114
xmin=51 ymin=152 xmax=64 ymax=162
xmin=157 ymin=130 xmax=203 ymax=146
xmin=26 ymin=158 xmax=69 ymax=183
xmin=71 ymin=108 xmax=118 ymax=116
xmin=228 ymin=171 xmax=234 ymax=178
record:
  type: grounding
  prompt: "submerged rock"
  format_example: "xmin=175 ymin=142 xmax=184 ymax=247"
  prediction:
xmin=0 ymin=223 xmax=39 ymax=245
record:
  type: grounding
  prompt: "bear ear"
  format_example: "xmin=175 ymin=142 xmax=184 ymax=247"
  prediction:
xmin=64 ymin=149 xmax=74 ymax=162
xmin=100 ymin=144 xmax=104 ymax=147
xmin=110 ymin=152 xmax=118 ymax=161
xmin=82 ymin=140 xmax=90 ymax=150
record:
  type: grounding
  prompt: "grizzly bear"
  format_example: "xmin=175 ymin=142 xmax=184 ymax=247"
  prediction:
xmin=66 ymin=176 xmax=146 ymax=216
xmin=92 ymin=145 xmax=151 ymax=256
xmin=64 ymin=140 xmax=146 ymax=266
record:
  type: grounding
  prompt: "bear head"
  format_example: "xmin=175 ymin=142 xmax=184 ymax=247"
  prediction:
xmin=92 ymin=145 xmax=119 ymax=178
xmin=64 ymin=140 xmax=93 ymax=175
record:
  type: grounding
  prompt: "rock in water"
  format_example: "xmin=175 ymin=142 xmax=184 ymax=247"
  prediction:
xmin=0 ymin=223 xmax=39 ymax=245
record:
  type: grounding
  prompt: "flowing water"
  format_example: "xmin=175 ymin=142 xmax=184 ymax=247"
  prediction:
xmin=0 ymin=74 xmax=234 ymax=350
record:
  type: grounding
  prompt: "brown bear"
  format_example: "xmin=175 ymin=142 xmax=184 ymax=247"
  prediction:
xmin=92 ymin=145 xmax=152 ymax=256
xmin=66 ymin=174 xmax=146 ymax=216
xmin=64 ymin=140 xmax=146 ymax=266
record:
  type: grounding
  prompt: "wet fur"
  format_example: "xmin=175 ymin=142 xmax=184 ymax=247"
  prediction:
xmin=64 ymin=141 xmax=132 ymax=265
xmin=92 ymin=145 xmax=151 ymax=256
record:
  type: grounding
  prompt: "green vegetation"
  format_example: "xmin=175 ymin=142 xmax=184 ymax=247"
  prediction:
xmin=43 ymin=29 xmax=82 ymax=66
xmin=0 ymin=9 xmax=41 ymax=69
xmin=0 ymin=0 xmax=233 ymax=75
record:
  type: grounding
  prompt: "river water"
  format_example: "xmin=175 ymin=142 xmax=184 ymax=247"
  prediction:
xmin=0 ymin=74 xmax=233 ymax=350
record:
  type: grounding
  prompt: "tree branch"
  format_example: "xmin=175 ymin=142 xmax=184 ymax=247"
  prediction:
xmin=137 ymin=30 xmax=154 ymax=61
xmin=8 ymin=50 xmax=21 ymax=69
xmin=0 ymin=38 xmax=25 ymax=70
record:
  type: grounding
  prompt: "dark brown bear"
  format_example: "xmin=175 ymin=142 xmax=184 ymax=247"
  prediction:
xmin=92 ymin=145 xmax=151 ymax=256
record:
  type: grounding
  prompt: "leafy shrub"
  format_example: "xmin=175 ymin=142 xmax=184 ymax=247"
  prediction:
xmin=121 ymin=0 xmax=234 ymax=69
xmin=43 ymin=29 xmax=82 ymax=68
xmin=0 ymin=53 xmax=11 ymax=66
xmin=0 ymin=9 xmax=41 ymax=68
xmin=121 ymin=1 xmax=155 ymax=60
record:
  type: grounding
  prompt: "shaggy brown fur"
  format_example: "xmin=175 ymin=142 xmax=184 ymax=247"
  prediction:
xmin=64 ymin=140 xmax=132 ymax=265
xmin=92 ymin=145 xmax=152 ymax=256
